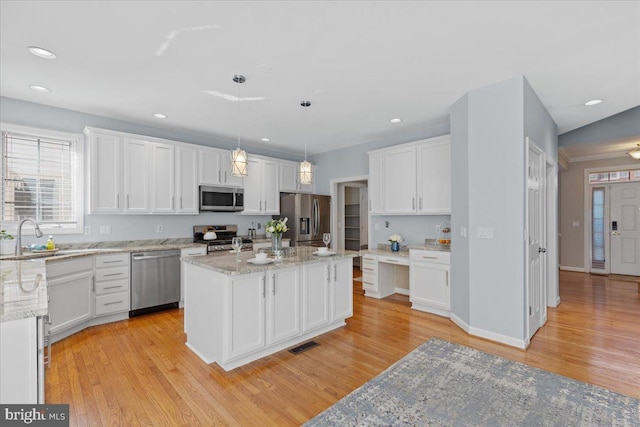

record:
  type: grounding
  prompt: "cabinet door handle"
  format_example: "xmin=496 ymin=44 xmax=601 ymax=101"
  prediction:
xmin=101 ymin=260 xmax=122 ymax=264
xmin=127 ymin=194 xmax=130 ymax=209
xmin=260 ymin=200 xmax=263 ymax=211
xmin=117 ymin=193 xmax=120 ymax=209
xmin=103 ymin=285 xmax=123 ymax=290
xmin=225 ymin=171 xmax=227 ymax=183
xmin=446 ymin=270 xmax=449 ymax=286
xmin=104 ymin=301 xmax=124 ymax=306
xmin=272 ymin=274 xmax=276 ymax=295
xmin=262 ymin=276 xmax=266 ymax=298
xmin=264 ymin=200 xmax=267 ymax=211
xmin=412 ymin=197 xmax=415 ymax=210
xmin=218 ymin=170 xmax=221 ymax=182
xmin=422 ymin=256 xmax=438 ymax=260
xmin=333 ymin=264 xmax=337 ymax=282
xmin=369 ymin=199 xmax=371 ymax=211
xmin=171 ymin=196 xmax=174 ymax=210
xmin=326 ymin=265 xmax=330 ymax=283
xmin=180 ymin=196 xmax=183 ymax=210
xmin=419 ymin=197 xmax=423 ymax=210
xmin=103 ymin=273 xmax=123 ymax=277
xmin=384 ymin=258 xmax=399 ymax=263
xmin=91 ymin=277 xmax=95 ymax=292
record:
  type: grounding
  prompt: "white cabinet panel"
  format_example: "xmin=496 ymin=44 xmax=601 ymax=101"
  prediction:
xmin=221 ymin=153 xmax=243 ymax=187
xmin=331 ymin=259 xmax=353 ymax=321
xmin=280 ymin=161 xmax=314 ymax=193
xmin=409 ymin=249 xmax=451 ymax=315
xmin=0 ymin=317 xmax=40 ymax=404
xmin=151 ymin=142 xmax=175 ymax=213
xmin=383 ymin=146 xmax=417 ymax=214
xmin=198 ymin=148 xmax=222 ymax=185
xmin=47 ymin=270 xmax=94 ymax=335
xmin=267 ymin=267 xmax=300 ymax=345
xmin=368 ymin=153 xmax=384 ymax=214
xmin=90 ymin=131 xmax=121 ymax=213
xmin=176 ymin=147 xmax=199 ymax=213
xmin=227 ymin=274 xmax=266 ymax=359
xmin=262 ymin=159 xmax=280 ymax=214
xmin=302 ymin=262 xmax=330 ymax=331
xmin=417 ymin=136 xmax=451 ymax=214
xmin=242 ymin=158 xmax=280 ymax=215
xmin=123 ymin=138 xmax=150 ymax=213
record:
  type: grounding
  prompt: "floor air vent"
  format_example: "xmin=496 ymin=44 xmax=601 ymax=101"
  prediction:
xmin=288 ymin=341 xmax=319 ymax=355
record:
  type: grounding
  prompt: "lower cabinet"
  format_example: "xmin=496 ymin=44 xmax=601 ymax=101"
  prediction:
xmin=46 ymin=258 xmax=94 ymax=336
xmin=409 ymin=250 xmax=451 ymax=316
xmin=183 ymin=257 xmax=354 ymax=371
xmin=94 ymin=253 xmax=130 ymax=317
xmin=0 ymin=316 xmax=44 ymax=404
xmin=180 ymin=246 xmax=207 ymax=307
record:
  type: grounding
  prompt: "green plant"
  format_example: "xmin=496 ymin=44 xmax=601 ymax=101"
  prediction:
xmin=266 ymin=218 xmax=288 ymax=235
xmin=0 ymin=230 xmax=14 ymax=240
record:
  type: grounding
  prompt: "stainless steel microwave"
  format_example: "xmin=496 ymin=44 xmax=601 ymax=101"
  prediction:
xmin=199 ymin=186 xmax=244 ymax=212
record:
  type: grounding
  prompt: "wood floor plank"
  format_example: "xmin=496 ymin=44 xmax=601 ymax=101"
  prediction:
xmin=46 ymin=269 xmax=640 ymax=425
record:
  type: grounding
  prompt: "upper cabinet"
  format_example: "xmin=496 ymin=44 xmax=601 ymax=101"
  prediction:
xmin=242 ymin=157 xmax=280 ymax=215
xmin=175 ymin=146 xmax=199 ymax=214
xmin=368 ymin=134 xmax=451 ymax=215
xmin=198 ymin=147 xmax=242 ymax=188
xmin=280 ymin=161 xmax=315 ymax=194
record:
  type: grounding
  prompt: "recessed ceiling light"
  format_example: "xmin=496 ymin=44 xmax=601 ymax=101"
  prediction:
xmin=584 ymin=99 xmax=602 ymax=106
xmin=260 ymin=138 xmax=270 ymax=142
xmin=390 ymin=118 xmax=402 ymax=124
xmin=153 ymin=113 xmax=167 ymax=119
xmin=27 ymin=46 xmax=56 ymax=59
xmin=29 ymin=84 xmax=51 ymax=93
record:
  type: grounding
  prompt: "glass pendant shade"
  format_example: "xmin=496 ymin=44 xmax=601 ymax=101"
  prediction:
xmin=629 ymin=147 xmax=640 ymax=160
xmin=231 ymin=148 xmax=248 ymax=177
xmin=299 ymin=160 xmax=313 ymax=185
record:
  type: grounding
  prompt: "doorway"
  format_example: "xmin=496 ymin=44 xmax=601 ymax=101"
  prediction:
xmin=330 ymin=176 xmax=369 ymax=268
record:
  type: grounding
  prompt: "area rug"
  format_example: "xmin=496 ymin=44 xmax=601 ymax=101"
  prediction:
xmin=304 ymin=338 xmax=640 ymax=426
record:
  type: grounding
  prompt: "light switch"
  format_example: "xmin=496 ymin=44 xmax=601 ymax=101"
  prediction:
xmin=99 ymin=225 xmax=112 ymax=235
xmin=572 ymin=221 xmax=580 ymax=227
xmin=84 ymin=226 xmax=92 ymax=235
xmin=477 ymin=227 xmax=494 ymax=239
xmin=156 ymin=224 xmax=164 ymax=233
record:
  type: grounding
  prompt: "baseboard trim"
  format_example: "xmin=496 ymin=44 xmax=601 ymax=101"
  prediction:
xmin=468 ymin=326 xmax=527 ymax=349
xmin=449 ymin=313 xmax=470 ymax=333
xmin=560 ymin=266 xmax=585 ymax=272
xmin=394 ymin=288 xmax=409 ymax=296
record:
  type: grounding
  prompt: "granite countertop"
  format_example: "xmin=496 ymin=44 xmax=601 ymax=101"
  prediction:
xmin=0 ymin=259 xmax=48 ymax=323
xmin=181 ymin=246 xmax=359 ymax=276
xmin=360 ymin=241 xmax=451 ymax=257
xmin=0 ymin=238 xmax=206 ymax=322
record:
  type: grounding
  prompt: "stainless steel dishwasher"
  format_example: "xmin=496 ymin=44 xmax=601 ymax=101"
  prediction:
xmin=130 ymin=249 xmax=181 ymax=317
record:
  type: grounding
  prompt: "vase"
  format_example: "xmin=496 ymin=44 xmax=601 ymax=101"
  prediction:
xmin=271 ymin=233 xmax=283 ymax=258
xmin=391 ymin=241 xmax=400 ymax=252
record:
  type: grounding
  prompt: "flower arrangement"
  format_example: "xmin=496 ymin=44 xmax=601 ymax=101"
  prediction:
xmin=388 ymin=234 xmax=403 ymax=243
xmin=266 ymin=217 xmax=288 ymax=235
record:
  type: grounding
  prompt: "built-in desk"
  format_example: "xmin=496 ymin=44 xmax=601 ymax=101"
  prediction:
xmin=361 ymin=250 xmax=409 ymax=298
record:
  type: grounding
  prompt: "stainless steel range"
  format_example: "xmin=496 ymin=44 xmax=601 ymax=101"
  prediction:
xmin=193 ymin=224 xmax=253 ymax=253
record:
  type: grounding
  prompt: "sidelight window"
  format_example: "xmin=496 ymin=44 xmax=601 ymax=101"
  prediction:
xmin=591 ymin=187 xmax=605 ymax=270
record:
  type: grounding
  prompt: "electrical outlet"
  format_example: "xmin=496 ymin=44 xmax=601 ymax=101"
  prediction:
xmin=156 ymin=224 xmax=163 ymax=233
xmin=257 ymin=223 xmax=262 ymax=229
xmin=385 ymin=221 xmax=390 ymax=229
xmin=84 ymin=226 xmax=92 ymax=235
xmin=99 ymin=225 xmax=111 ymax=235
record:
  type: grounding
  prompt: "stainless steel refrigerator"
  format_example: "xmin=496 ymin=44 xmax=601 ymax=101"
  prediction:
xmin=277 ymin=193 xmax=330 ymax=247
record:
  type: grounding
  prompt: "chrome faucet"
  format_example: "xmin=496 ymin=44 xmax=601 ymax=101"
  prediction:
xmin=15 ymin=218 xmax=44 ymax=256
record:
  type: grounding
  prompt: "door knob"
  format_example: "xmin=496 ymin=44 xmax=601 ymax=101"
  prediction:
xmin=538 ymin=247 xmax=546 ymax=253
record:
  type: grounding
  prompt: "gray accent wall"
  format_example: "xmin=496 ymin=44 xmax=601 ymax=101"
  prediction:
xmin=558 ymin=105 xmax=640 ymax=147
xmin=450 ymin=76 xmax=557 ymax=346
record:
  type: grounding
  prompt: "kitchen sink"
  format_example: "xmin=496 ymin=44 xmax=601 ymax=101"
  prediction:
xmin=2 ymin=248 xmax=120 ymax=260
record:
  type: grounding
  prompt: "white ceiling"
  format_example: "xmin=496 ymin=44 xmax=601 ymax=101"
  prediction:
xmin=1 ymin=1 xmax=639 ymax=156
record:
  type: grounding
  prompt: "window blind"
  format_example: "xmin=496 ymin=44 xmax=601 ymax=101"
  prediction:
xmin=2 ymin=131 xmax=77 ymax=227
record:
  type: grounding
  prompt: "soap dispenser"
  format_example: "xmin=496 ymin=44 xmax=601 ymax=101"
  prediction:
xmin=46 ymin=235 xmax=55 ymax=250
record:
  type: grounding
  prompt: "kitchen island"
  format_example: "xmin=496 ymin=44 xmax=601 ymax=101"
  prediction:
xmin=181 ymin=247 xmax=358 ymax=371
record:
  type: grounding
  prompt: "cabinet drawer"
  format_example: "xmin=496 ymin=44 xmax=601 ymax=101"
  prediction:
xmin=409 ymin=250 xmax=450 ymax=264
xmin=46 ymin=257 xmax=94 ymax=279
xmin=363 ymin=272 xmax=377 ymax=283
xmin=362 ymin=255 xmax=377 ymax=264
xmin=95 ymin=253 xmax=130 ymax=268
xmin=378 ymin=255 xmax=410 ymax=266
xmin=181 ymin=247 xmax=207 ymax=257
xmin=95 ymin=266 xmax=129 ymax=282
xmin=95 ymin=278 xmax=129 ymax=295
xmin=362 ymin=281 xmax=376 ymax=291
xmin=95 ymin=291 xmax=130 ymax=316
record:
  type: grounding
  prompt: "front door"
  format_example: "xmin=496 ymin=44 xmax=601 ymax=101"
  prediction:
xmin=610 ymin=182 xmax=640 ymax=276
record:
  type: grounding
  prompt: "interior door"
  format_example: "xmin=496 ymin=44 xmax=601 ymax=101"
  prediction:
xmin=526 ymin=140 xmax=545 ymax=340
xmin=610 ymin=182 xmax=640 ymax=275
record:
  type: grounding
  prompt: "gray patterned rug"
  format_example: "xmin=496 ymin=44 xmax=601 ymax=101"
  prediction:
xmin=304 ymin=338 xmax=640 ymax=426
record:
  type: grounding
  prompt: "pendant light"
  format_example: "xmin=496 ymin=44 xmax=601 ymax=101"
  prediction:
xmin=231 ymin=74 xmax=248 ymax=177
xmin=299 ymin=100 xmax=313 ymax=185
xmin=629 ymin=144 xmax=640 ymax=160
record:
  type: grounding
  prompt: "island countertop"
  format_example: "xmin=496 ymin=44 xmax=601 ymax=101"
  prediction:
xmin=181 ymin=246 xmax=359 ymax=275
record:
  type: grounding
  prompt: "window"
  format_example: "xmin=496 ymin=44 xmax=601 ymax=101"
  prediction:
xmin=591 ymin=187 xmax=605 ymax=270
xmin=589 ymin=169 xmax=640 ymax=184
xmin=1 ymin=124 xmax=84 ymax=234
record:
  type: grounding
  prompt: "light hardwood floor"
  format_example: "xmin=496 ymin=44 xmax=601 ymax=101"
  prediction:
xmin=46 ymin=270 xmax=640 ymax=426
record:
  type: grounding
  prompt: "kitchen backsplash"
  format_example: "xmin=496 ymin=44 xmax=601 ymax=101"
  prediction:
xmin=369 ymin=215 xmax=450 ymax=246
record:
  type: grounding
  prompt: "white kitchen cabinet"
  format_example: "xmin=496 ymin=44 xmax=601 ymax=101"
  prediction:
xmin=242 ymin=158 xmax=280 ymax=215
xmin=94 ymin=253 xmax=130 ymax=317
xmin=368 ymin=134 xmax=451 ymax=215
xmin=46 ymin=258 xmax=94 ymax=338
xmin=198 ymin=148 xmax=223 ymax=186
xmin=417 ymin=136 xmax=451 ymax=214
xmin=0 ymin=316 xmax=44 ymax=404
xmin=88 ymin=130 xmax=122 ymax=213
xmin=123 ymin=138 xmax=151 ymax=213
xmin=151 ymin=142 xmax=175 ymax=213
xmin=302 ymin=262 xmax=330 ymax=332
xmin=409 ymin=250 xmax=451 ymax=316
xmin=199 ymin=148 xmax=242 ymax=187
xmin=176 ymin=146 xmax=199 ymax=214
xmin=331 ymin=259 xmax=353 ymax=321
xmin=368 ymin=153 xmax=384 ymax=214
xmin=383 ymin=146 xmax=418 ymax=214
xmin=267 ymin=267 xmax=300 ymax=345
xmin=280 ymin=161 xmax=314 ymax=193
xmin=226 ymin=273 xmax=266 ymax=360
xmin=361 ymin=254 xmax=378 ymax=295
